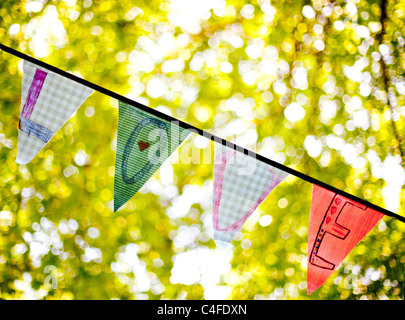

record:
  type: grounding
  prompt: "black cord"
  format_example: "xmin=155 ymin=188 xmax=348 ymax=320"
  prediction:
xmin=1 ymin=43 xmax=404 ymax=223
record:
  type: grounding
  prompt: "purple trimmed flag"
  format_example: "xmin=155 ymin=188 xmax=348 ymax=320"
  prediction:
xmin=212 ymin=143 xmax=288 ymax=247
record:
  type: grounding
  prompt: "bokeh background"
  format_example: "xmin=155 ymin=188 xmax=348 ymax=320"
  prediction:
xmin=0 ymin=0 xmax=404 ymax=300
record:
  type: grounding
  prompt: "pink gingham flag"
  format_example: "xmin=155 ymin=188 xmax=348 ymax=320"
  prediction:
xmin=212 ymin=144 xmax=288 ymax=247
xmin=16 ymin=60 xmax=93 ymax=164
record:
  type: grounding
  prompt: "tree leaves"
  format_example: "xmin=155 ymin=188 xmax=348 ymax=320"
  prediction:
xmin=0 ymin=0 xmax=403 ymax=300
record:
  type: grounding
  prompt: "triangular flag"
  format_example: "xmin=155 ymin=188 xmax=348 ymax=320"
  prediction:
xmin=114 ymin=101 xmax=190 ymax=211
xmin=212 ymin=143 xmax=288 ymax=247
xmin=307 ymin=185 xmax=384 ymax=294
xmin=16 ymin=60 xmax=93 ymax=164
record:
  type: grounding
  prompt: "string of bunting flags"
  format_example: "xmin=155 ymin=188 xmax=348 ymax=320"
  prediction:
xmin=0 ymin=43 xmax=404 ymax=295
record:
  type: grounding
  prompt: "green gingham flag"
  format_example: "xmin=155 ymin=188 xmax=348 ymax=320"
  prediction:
xmin=114 ymin=101 xmax=190 ymax=211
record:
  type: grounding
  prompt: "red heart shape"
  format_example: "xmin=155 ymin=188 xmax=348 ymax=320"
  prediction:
xmin=138 ymin=141 xmax=150 ymax=151
xmin=326 ymin=217 xmax=331 ymax=224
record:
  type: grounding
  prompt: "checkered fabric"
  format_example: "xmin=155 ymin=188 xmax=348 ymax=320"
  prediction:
xmin=114 ymin=101 xmax=190 ymax=211
xmin=213 ymin=143 xmax=288 ymax=247
xmin=16 ymin=60 xmax=93 ymax=164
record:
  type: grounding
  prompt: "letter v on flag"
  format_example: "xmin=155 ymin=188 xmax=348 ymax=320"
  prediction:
xmin=114 ymin=101 xmax=190 ymax=212
xmin=16 ymin=60 xmax=93 ymax=164
xmin=212 ymin=143 xmax=288 ymax=247
xmin=307 ymin=185 xmax=384 ymax=294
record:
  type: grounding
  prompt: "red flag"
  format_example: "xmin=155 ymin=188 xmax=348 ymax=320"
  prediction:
xmin=307 ymin=185 xmax=384 ymax=294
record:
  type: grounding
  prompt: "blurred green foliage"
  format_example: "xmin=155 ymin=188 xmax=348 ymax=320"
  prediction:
xmin=0 ymin=0 xmax=404 ymax=300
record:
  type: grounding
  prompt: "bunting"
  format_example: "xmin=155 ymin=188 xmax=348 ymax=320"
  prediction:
xmin=0 ymin=47 xmax=402 ymax=296
xmin=114 ymin=101 xmax=190 ymax=211
xmin=16 ymin=60 xmax=93 ymax=164
xmin=307 ymin=184 xmax=384 ymax=294
xmin=212 ymin=144 xmax=288 ymax=247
